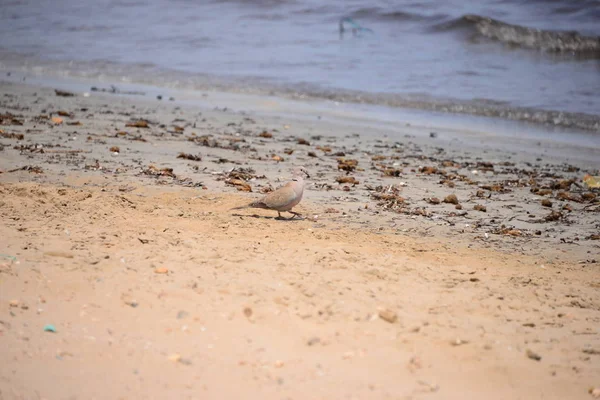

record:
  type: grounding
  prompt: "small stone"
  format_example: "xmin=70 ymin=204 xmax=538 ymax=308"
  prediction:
xmin=243 ymin=307 xmax=253 ymax=318
xmin=378 ymin=309 xmax=397 ymax=323
xmin=526 ymin=349 xmax=541 ymax=361
xmin=307 ymin=337 xmax=321 ymax=346
xmin=443 ymin=194 xmax=459 ymax=205
xmin=154 ymin=267 xmax=169 ymax=274
xmin=474 ymin=204 xmax=487 ymax=212
xmin=451 ymin=338 xmax=469 ymax=346
xmin=176 ymin=310 xmax=189 ymax=319
xmin=541 ymin=199 xmax=552 ymax=208
xmin=589 ymin=387 xmax=600 ymax=398
xmin=124 ymin=300 xmax=138 ymax=308
xmin=274 ymin=360 xmax=284 ymax=368
xmin=9 ymin=300 xmax=19 ymax=308
xmin=408 ymin=356 xmax=422 ymax=371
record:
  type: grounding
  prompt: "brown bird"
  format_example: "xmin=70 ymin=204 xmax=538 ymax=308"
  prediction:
xmin=231 ymin=167 xmax=310 ymax=219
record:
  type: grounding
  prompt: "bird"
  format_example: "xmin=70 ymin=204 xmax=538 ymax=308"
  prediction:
xmin=231 ymin=167 xmax=310 ymax=219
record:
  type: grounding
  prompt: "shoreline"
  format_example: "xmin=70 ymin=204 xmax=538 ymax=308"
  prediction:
xmin=1 ymin=79 xmax=599 ymax=399
xmin=2 ymin=56 xmax=600 ymax=134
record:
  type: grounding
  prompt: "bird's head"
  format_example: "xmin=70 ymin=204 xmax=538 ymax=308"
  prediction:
xmin=292 ymin=166 xmax=310 ymax=180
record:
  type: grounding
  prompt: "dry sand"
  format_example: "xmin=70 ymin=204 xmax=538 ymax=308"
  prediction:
xmin=1 ymin=80 xmax=599 ymax=399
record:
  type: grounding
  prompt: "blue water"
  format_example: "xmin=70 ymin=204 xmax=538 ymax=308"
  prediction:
xmin=1 ymin=0 xmax=599 ymax=130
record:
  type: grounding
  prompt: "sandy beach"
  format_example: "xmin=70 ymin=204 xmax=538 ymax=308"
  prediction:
xmin=1 ymin=79 xmax=599 ymax=399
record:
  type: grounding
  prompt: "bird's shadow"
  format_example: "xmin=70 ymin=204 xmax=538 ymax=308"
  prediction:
xmin=231 ymin=212 xmax=305 ymax=222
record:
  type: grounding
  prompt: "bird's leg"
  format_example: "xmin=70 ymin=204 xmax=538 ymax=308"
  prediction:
xmin=288 ymin=211 xmax=302 ymax=220
xmin=277 ymin=211 xmax=282 ymax=219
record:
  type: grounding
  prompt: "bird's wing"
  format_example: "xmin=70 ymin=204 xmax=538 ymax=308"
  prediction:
xmin=261 ymin=183 xmax=299 ymax=210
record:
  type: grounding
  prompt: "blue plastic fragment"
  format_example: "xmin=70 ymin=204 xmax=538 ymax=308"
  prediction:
xmin=43 ymin=324 xmax=57 ymax=333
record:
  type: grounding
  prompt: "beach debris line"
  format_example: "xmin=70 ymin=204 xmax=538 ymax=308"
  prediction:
xmin=8 ymin=165 xmax=44 ymax=174
xmin=0 ymin=112 xmax=24 ymax=125
xmin=54 ymin=89 xmax=75 ymax=97
xmin=91 ymin=85 xmax=145 ymax=96
xmin=0 ymin=132 xmax=24 ymax=140
xmin=188 ymin=134 xmax=251 ymax=152
xmin=226 ymin=179 xmax=252 ymax=192
xmin=217 ymin=167 xmax=265 ymax=192
xmin=370 ymin=184 xmax=406 ymax=212
xmin=177 ymin=153 xmax=202 ymax=161
xmin=126 ymin=120 xmax=150 ymax=128
xmin=443 ymin=194 xmax=459 ymax=205
xmin=142 ymin=165 xmax=175 ymax=178
xmin=583 ymin=175 xmax=600 ymax=189
xmin=139 ymin=165 xmax=204 ymax=188
xmin=337 ymin=158 xmax=359 ymax=173
xmin=473 ymin=204 xmax=487 ymax=212
xmin=336 ymin=176 xmax=359 ymax=185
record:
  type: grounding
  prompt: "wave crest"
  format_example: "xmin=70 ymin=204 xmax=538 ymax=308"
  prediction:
xmin=440 ymin=14 xmax=600 ymax=56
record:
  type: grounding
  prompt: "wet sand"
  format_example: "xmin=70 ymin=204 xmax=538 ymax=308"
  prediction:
xmin=1 ymin=80 xmax=599 ymax=399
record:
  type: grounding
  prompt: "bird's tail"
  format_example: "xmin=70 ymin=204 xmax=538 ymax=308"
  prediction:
xmin=230 ymin=201 xmax=266 ymax=211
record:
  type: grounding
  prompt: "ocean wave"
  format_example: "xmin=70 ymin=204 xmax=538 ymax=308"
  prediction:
xmin=436 ymin=14 xmax=600 ymax=56
xmin=348 ymin=7 xmax=444 ymax=22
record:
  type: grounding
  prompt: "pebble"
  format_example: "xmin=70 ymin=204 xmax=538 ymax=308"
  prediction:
xmin=9 ymin=300 xmax=19 ymax=307
xmin=154 ymin=267 xmax=169 ymax=274
xmin=443 ymin=194 xmax=459 ymax=205
xmin=124 ymin=300 xmax=138 ymax=308
xmin=307 ymin=337 xmax=321 ymax=346
xmin=589 ymin=387 xmax=600 ymax=398
xmin=243 ymin=307 xmax=253 ymax=318
xmin=378 ymin=309 xmax=398 ymax=323
xmin=451 ymin=338 xmax=469 ymax=346
xmin=526 ymin=349 xmax=542 ymax=361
